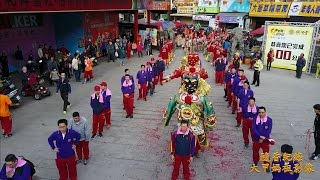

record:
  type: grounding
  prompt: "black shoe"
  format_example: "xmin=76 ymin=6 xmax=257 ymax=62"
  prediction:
xmin=126 ymin=115 xmax=130 ymax=118
xmin=195 ymin=154 xmax=200 ymax=158
xmin=309 ymin=154 xmax=318 ymax=160
xmin=255 ymin=85 xmax=259 ymax=87
xmin=236 ymin=123 xmax=241 ymax=128
xmin=225 ymin=99 xmax=228 ymax=101
xmin=130 ymin=115 xmax=133 ymax=118
xmin=123 ymin=107 xmax=125 ymax=110
xmin=223 ymin=95 xmax=227 ymax=98
xmin=244 ymin=144 xmax=249 ymax=148
xmin=232 ymin=111 xmax=235 ymax=114
xmin=251 ymin=83 xmax=255 ymax=85
xmin=133 ymin=106 xmax=135 ymax=108
xmin=83 ymin=160 xmax=88 ymax=165
xmin=91 ymin=134 xmax=97 ymax=140
xmin=77 ymin=159 xmax=83 ymax=164
xmin=98 ymin=133 xmax=103 ymax=137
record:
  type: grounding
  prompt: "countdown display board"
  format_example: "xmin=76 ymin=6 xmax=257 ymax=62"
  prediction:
xmin=264 ymin=25 xmax=314 ymax=71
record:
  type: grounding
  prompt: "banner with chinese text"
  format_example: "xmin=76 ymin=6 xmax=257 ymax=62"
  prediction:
xmin=249 ymin=2 xmax=291 ymax=18
xmin=195 ymin=0 xmax=219 ymax=14
xmin=0 ymin=0 xmax=132 ymax=12
xmin=289 ymin=2 xmax=320 ymax=17
xmin=264 ymin=25 xmax=314 ymax=71
xmin=220 ymin=0 xmax=250 ymax=13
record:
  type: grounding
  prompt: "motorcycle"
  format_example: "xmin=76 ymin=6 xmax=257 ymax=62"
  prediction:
xmin=21 ymin=73 xmax=51 ymax=100
xmin=0 ymin=79 xmax=22 ymax=105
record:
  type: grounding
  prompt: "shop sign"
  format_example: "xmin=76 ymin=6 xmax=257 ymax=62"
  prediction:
xmin=249 ymin=2 xmax=291 ymax=18
xmin=220 ymin=0 xmax=250 ymax=13
xmin=195 ymin=0 xmax=219 ymax=14
xmin=192 ymin=15 xmax=212 ymax=21
xmin=218 ymin=15 xmax=242 ymax=24
xmin=177 ymin=6 xmax=194 ymax=14
xmin=289 ymin=2 xmax=320 ymax=17
xmin=264 ymin=25 xmax=314 ymax=71
xmin=0 ymin=0 xmax=132 ymax=12
xmin=160 ymin=14 xmax=169 ymax=20
xmin=0 ymin=14 xmax=43 ymax=29
xmin=148 ymin=0 xmax=171 ymax=10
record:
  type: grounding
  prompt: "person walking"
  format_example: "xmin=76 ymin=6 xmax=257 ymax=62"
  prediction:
xmin=72 ymin=53 xmax=81 ymax=82
xmin=170 ymin=120 xmax=195 ymax=180
xmin=90 ymin=86 xmax=105 ymax=139
xmin=271 ymin=144 xmax=300 ymax=180
xmin=100 ymin=81 xmax=112 ymax=128
xmin=48 ymin=119 xmax=80 ymax=180
xmin=236 ymin=81 xmax=254 ymax=128
xmin=121 ymin=74 xmax=135 ymax=118
xmin=241 ymin=97 xmax=258 ymax=148
xmin=252 ymin=57 xmax=263 ymax=87
xmin=15 ymin=46 xmax=24 ymax=73
xmin=121 ymin=69 xmax=135 ymax=109
xmin=83 ymin=56 xmax=93 ymax=83
xmin=56 ymin=73 xmax=71 ymax=115
xmin=68 ymin=112 xmax=90 ymax=165
xmin=146 ymin=62 xmax=154 ymax=96
xmin=0 ymin=52 xmax=9 ymax=78
xmin=252 ymin=106 xmax=274 ymax=171
xmin=136 ymin=65 xmax=148 ymax=101
xmin=266 ymin=48 xmax=274 ymax=71
xmin=137 ymin=41 xmax=143 ymax=58
xmin=214 ymin=57 xmax=225 ymax=85
xmin=0 ymin=89 xmax=19 ymax=137
xmin=0 ymin=154 xmax=32 ymax=179
xmin=309 ymin=104 xmax=320 ymax=160
xmin=295 ymin=53 xmax=306 ymax=79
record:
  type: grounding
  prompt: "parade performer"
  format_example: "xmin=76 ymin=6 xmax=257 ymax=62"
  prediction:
xmin=163 ymin=53 xmax=209 ymax=86
xmin=163 ymin=74 xmax=216 ymax=154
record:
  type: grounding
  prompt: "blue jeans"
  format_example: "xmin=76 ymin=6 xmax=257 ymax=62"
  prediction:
xmin=74 ymin=69 xmax=81 ymax=82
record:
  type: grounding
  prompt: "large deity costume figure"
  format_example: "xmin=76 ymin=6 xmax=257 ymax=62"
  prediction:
xmin=162 ymin=74 xmax=216 ymax=148
xmin=163 ymin=53 xmax=209 ymax=85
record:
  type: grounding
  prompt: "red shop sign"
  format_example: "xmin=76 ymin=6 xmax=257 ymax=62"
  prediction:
xmin=0 ymin=0 xmax=132 ymax=13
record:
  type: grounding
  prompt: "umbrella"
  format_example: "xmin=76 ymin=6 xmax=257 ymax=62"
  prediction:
xmin=250 ymin=27 xmax=265 ymax=36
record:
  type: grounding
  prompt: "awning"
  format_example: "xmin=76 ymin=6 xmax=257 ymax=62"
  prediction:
xmin=170 ymin=13 xmax=193 ymax=17
xmin=216 ymin=12 xmax=247 ymax=24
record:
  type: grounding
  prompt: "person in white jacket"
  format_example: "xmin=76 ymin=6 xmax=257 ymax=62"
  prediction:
xmin=72 ymin=53 xmax=81 ymax=82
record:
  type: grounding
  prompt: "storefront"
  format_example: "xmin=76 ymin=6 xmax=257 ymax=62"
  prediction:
xmin=249 ymin=2 xmax=292 ymax=30
xmin=170 ymin=0 xmax=195 ymax=24
xmin=218 ymin=0 xmax=250 ymax=30
xmin=192 ymin=15 xmax=213 ymax=28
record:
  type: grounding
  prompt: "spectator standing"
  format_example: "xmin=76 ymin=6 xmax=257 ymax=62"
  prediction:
xmin=56 ymin=73 xmax=71 ymax=114
xmin=310 ymin=104 xmax=320 ymax=160
xmin=0 ymin=89 xmax=19 ymax=137
xmin=0 ymin=154 xmax=32 ymax=179
xmin=266 ymin=48 xmax=274 ymax=71
xmin=0 ymin=51 xmax=9 ymax=78
xmin=48 ymin=119 xmax=80 ymax=180
xmin=295 ymin=53 xmax=306 ymax=79
xmin=72 ymin=53 xmax=81 ymax=82
xmin=170 ymin=120 xmax=195 ymax=180
xmin=15 ymin=46 xmax=24 ymax=73
xmin=252 ymin=57 xmax=263 ymax=87
xmin=50 ymin=68 xmax=60 ymax=85
xmin=118 ymin=46 xmax=126 ymax=66
xmin=38 ymin=45 xmax=44 ymax=59
xmin=137 ymin=41 xmax=143 ymax=58
xmin=107 ymin=41 xmax=115 ymax=62
xmin=90 ymin=86 xmax=105 ymax=139
xmin=126 ymin=41 xmax=132 ymax=59
xmin=83 ymin=56 xmax=93 ymax=83
xmin=68 ymin=112 xmax=90 ymax=165
xmin=101 ymin=40 xmax=107 ymax=57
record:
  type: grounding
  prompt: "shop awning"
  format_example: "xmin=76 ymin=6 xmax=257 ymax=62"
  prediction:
xmin=170 ymin=13 xmax=193 ymax=17
xmin=216 ymin=12 xmax=247 ymax=24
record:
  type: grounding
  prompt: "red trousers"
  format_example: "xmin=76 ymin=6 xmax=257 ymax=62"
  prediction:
xmin=76 ymin=140 xmax=89 ymax=160
xmin=55 ymin=155 xmax=77 ymax=180
xmin=84 ymin=70 xmax=93 ymax=79
xmin=123 ymin=93 xmax=134 ymax=115
xmin=103 ymin=108 xmax=111 ymax=125
xmin=0 ymin=116 xmax=12 ymax=134
xmin=92 ymin=112 xmax=104 ymax=134
xmin=126 ymin=50 xmax=131 ymax=59
xmin=242 ymin=118 xmax=254 ymax=144
xmin=159 ymin=72 xmax=164 ymax=84
xmin=138 ymin=83 xmax=147 ymax=100
xmin=171 ymin=155 xmax=191 ymax=180
xmin=232 ymin=96 xmax=237 ymax=112
xmin=236 ymin=111 xmax=242 ymax=125
xmin=153 ymin=76 xmax=158 ymax=91
xmin=215 ymin=71 xmax=224 ymax=84
xmin=253 ymin=141 xmax=270 ymax=164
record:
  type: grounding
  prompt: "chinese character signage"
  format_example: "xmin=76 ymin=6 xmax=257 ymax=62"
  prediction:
xmin=264 ymin=25 xmax=314 ymax=71
xmin=173 ymin=0 xmax=195 ymax=14
xmin=0 ymin=0 xmax=132 ymax=12
xmin=289 ymin=2 xmax=320 ymax=17
xmin=195 ymin=0 xmax=219 ymax=14
xmin=250 ymin=2 xmax=291 ymax=18
xmin=192 ymin=15 xmax=212 ymax=21
xmin=142 ymin=0 xmax=171 ymax=10
xmin=220 ymin=0 xmax=250 ymax=13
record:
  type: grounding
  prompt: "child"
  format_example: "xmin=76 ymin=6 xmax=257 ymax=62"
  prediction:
xmin=83 ymin=56 xmax=93 ymax=83
xmin=50 ymin=68 xmax=60 ymax=85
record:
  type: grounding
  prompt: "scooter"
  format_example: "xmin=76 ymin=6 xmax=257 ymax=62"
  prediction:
xmin=0 ymin=78 xmax=22 ymax=105
xmin=21 ymin=73 xmax=51 ymax=100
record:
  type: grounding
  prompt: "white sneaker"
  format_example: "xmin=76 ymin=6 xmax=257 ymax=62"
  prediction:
xmin=63 ymin=111 xmax=67 ymax=115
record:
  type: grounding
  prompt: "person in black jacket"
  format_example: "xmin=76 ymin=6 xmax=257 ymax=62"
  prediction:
xmin=310 ymin=104 xmax=320 ymax=160
xmin=0 ymin=51 xmax=9 ymax=78
xmin=56 ymin=73 xmax=71 ymax=115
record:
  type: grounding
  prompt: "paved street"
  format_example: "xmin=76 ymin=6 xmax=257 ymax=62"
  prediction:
xmin=1 ymin=49 xmax=320 ymax=180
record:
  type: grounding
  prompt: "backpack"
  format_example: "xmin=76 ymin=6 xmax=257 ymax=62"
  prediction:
xmin=20 ymin=157 xmax=36 ymax=176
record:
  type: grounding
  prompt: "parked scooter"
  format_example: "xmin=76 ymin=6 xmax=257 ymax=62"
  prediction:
xmin=0 ymin=78 xmax=22 ymax=105
xmin=21 ymin=72 xmax=51 ymax=100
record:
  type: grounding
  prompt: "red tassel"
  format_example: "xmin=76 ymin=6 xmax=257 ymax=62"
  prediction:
xmin=185 ymin=95 xmax=192 ymax=105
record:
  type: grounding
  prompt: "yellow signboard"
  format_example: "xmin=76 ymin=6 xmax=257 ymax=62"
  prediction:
xmin=249 ymin=2 xmax=291 ymax=18
xmin=264 ymin=25 xmax=314 ymax=71
xmin=289 ymin=2 xmax=320 ymax=17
